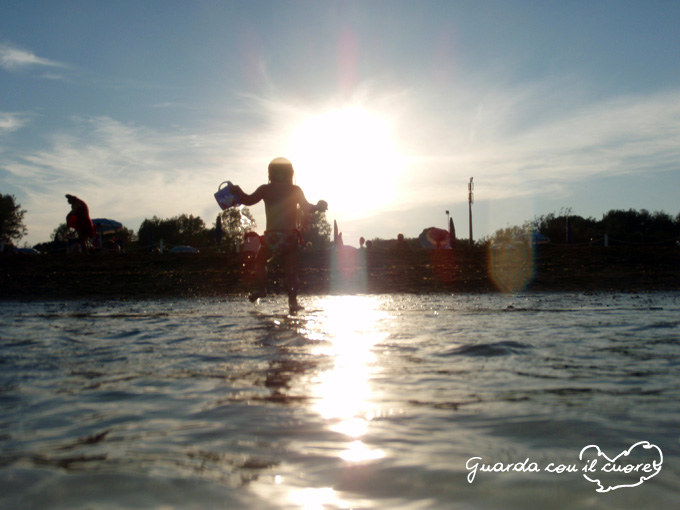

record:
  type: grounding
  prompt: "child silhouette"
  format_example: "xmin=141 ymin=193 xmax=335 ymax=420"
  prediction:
xmin=229 ymin=158 xmax=327 ymax=313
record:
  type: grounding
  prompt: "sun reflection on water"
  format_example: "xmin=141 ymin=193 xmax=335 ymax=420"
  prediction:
xmin=265 ymin=296 xmax=391 ymax=507
xmin=305 ymin=296 xmax=389 ymax=465
xmin=290 ymin=486 xmax=337 ymax=510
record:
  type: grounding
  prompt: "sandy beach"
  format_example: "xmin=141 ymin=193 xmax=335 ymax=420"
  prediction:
xmin=2 ymin=244 xmax=678 ymax=300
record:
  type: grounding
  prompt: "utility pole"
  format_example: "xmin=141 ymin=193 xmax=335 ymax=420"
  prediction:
xmin=468 ymin=177 xmax=474 ymax=244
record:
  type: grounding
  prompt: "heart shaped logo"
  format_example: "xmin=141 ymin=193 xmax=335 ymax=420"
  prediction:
xmin=579 ymin=441 xmax=663 ymax=492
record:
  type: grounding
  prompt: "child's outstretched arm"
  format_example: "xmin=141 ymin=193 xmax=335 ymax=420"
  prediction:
xmin=296 ymin=187 xmax=328 ymax=214
xmin=230 ymin=184 xmax=265 ymax=206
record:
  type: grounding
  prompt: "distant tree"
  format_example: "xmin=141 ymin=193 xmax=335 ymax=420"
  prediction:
xmin=601 ymin=209 xmax=678 ymax=244
xmin=648 ymin=211 xmax=678 ymax=242
xmin=297 ymin=209 xmax=331 ymax=249
xmin=0 ymin=194 xmax=27 ymax=243
xmin=51 ymin=222 xmax=74 ymax=242
xmin=137 ymin=214 xmax=208 ymax=250
xmin=491 ymin=207 xmax=680 ymax=247
xmin=532 ymin=208 xmax=568 ymax=242
xmin=115 ymin=227 xmax=137 ymax=248
xmin=532 ymin=208 xmax=602 ymax=244
xmin=218 ymin=206 xmax=256 ymax=250
xmin=489 ymin=224 xmax=530 ymax=245
xmin=564 ymin=215 xmax=601 ymax=243
xmin=175 ymin=214 xmax=207 ymax=247
xmin=137 ymin=216 xmax=163 ymax=250
xmin=601 ymin=209 xmax=643 ymax=242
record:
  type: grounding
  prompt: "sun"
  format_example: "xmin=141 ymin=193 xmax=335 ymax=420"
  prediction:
xmin=285 ymin=106 xmax=408 ymax=223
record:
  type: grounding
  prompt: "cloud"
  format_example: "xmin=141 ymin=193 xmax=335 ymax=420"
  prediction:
xmin=188 ymin=82 xmax=680 ymax=244
xmin=6 ymin=80 xmax=680 ymax=246
xmin=399 ymin=85 xmax=680 ymax=207
xmin=41 ymin=72 xmax=69 ymax=81
xmin=508 ymin=91 xmax=680 ymax=174
xmin=0 ymin=112 xmax=31 ymax=134
xmin=1 ymin=115 xmax=251 ymax=243
xmin=0 ymin=43 xmax=69 ymax=72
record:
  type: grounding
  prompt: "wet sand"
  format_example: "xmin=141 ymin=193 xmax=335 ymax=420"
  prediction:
xmin=1 ymin=245 xmax=678 ymax=300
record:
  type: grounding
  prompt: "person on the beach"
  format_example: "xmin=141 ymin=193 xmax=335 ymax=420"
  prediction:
xmin=65 ymin=194 xmax=95 ymax=253
xmin=229 ymin=157 xmax=328 ymax=313
xmin=394 ymin=233 xmax=411 ymax=251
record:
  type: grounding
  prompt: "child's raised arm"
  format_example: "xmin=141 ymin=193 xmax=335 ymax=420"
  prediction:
xmin=230 ymin=184 xmax=265 ymax=206
xmin=296 ymin=187 xmax=328 ymax=214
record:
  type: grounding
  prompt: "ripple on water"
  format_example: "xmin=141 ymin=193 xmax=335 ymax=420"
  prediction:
xmin=0 ymin=293 xmax=679 ymax=509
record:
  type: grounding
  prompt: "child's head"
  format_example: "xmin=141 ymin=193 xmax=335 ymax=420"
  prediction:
xmin=268 ymin=157 xmax=294 ymax=184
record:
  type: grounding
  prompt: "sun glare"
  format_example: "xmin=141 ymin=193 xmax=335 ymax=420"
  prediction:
xmin=286 ymin=106 xmax=408 ymax=224
xmin=307 ymin=296 xmax=388 ymax=463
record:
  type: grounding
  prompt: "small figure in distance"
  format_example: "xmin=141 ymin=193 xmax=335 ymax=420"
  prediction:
xmin=65 ymin=194 xmax=95 ymax=254
xmin=395 ymin=232 xmax=411 ymax=251
xmin=229 ymin=157 xmax=328 ymax=314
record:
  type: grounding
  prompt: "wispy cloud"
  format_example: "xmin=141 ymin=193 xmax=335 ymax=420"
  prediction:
xmin=1 ymin=115 xmax=250 ymax=242
xmin=41 ymin=72 xmax=69 ymax=81
xmin=199 ymin=82 xmax=680 ymax=230
xmin=0 ymin=112 xmax=31 ymax=134
xmin=5 ymin=81 xmax=680 ymax=245
xmin=398 ymin=85 xmax=680 ymax=207
xmin=0 ymin=43 xmax=69 ymax=72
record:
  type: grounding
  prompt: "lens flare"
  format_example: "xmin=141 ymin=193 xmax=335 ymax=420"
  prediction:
xmin=488 ymin=240 xmax=535 ymax=293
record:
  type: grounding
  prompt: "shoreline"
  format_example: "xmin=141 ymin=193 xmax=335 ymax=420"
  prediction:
xmin=1 ymin=245 xmax=679 ymax=300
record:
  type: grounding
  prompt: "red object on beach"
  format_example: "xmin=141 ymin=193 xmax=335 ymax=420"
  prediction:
xmin=66 ymin=195 xmax=95 ymax=239
xmin=419 ymin=227 xmax=450 ymax=249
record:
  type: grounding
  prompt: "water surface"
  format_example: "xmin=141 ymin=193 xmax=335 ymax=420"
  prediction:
xmin=1 ymin=293 xmax=678 ymax=509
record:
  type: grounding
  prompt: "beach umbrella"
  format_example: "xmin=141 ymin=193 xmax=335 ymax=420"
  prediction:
xmin=449 ymin=217 xmax=456 ymax=248
xmin=92 ymin=218 xmax=123 ymax=235
xmin=419 ymin=227 xmax=450 ymax=249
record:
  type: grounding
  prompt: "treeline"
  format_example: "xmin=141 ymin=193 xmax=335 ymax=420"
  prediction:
xmin=30 ymin=206 xmax=331 ymax=254
xmin=488 ymin=208 xmax=680 ymax=246
xmin=132 ymin=207 xmax=331 ymax=252
xmin=3 ymin=192 xmax=678 ymax=253
xmin=136 ymin=210 xmax=251 ymax=252
xmin=1 ymin=190 xmax=332 ymax=254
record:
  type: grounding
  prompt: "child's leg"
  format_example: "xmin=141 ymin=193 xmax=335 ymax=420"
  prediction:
xmin=249 ymin=246 xmax=269 ymax=301
xmin=284 ymin=247 xmax=302 ymax=311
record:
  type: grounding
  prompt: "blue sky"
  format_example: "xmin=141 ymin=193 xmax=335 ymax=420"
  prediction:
xmin=2 ymin=0 xmax=679 ymax=247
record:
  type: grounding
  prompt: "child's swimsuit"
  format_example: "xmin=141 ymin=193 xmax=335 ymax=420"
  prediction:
xmin=262 ymin=230 xmax=301 ymax=254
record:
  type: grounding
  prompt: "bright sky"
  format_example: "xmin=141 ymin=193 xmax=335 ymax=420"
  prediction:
xmin=2 ymin=0 xmax=679 ymax=247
